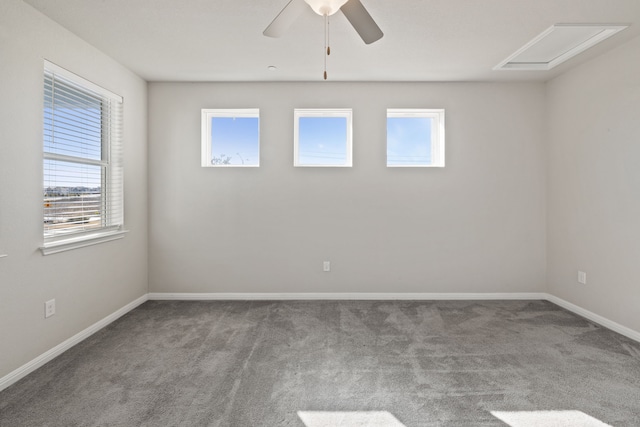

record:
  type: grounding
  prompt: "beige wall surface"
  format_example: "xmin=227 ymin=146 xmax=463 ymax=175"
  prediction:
xmin=10 ymin=0 xmax=639 ymax=385
xmin=0 ymin=0 xmax=148 ymax=378
xmin=546 ymin=35 xmax=640 ymax=332
xmin=148 ymin=82 xmax=547 ymax=295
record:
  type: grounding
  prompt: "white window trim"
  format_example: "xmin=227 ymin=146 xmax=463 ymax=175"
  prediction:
xmin=44 ymin=61 xmax=123 ymax=103
xmin=40 ymin=229 xmax=129 ymax=256
xmin=387 ymin=108 xmax=445 ymax=168
xmin=201 ymin=108 xmax=260 ymax=167
xmin=294 ymin=108 xmax=353 ymax=167
xmin=41 ymin=60 xmax=126 ymax=255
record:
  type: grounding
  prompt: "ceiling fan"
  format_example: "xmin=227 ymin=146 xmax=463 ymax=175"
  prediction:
xmin=264 ymin=0 xmax=383 ymax=44
xmin=263 ymin=0 xmax=384 ymax=79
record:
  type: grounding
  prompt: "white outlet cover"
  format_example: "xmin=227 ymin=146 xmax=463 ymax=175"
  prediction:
xmin=578 ymin=271 xmax=587 ymax=284
xmin=45 ymin=299 xmax=56 ymax=318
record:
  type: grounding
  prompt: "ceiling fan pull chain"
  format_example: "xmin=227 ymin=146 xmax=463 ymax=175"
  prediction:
xmin=324 ymin=14 xmax=328 ymax=80
xmin=327 ymin=15 xmax=331 ymax=56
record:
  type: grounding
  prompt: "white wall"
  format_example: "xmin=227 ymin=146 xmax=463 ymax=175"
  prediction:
xmin=2 ymin=0 xmax=637 ymax=390
xmin=0 ymin=0 xmax=148 ymax=379
xmin=547 ymin=35 xmax=640 ymax=332
xmin=148 ymin=82 xmax=546 ymax=294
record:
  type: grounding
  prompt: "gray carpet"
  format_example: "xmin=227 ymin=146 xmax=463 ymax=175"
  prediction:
xmin=1 ymin=300 xmax=640 ymax=426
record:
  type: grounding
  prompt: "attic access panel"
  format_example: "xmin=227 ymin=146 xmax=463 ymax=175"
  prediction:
xmin=495 ymin=24 xmax=628 ymax=71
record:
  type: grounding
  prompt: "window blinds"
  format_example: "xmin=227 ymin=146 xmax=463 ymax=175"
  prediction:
xmin=43 ymin=61 xmax=123 ymax=239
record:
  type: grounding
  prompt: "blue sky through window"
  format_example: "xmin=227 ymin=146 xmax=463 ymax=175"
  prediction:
xmin=44 ymin=102 xmax=103 ymax=189
xmin=44 ymin=107 xmax=102 ymax=161
xmin=298 ymin=116 xmax=347 ymax=166
xmin=387 ymin=117 xmax=432 ymax=166
xmin=44 ymin=159 xmax=102 ymax=189
xmin=210 ymin=117 xmax=259 ymax=166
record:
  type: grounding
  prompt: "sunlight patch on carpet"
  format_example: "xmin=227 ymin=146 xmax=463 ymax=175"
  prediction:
xmin=491 ymin=410 xmax=612 ymax=427
xmin=298 ymin=411 xmax=406 ymax=427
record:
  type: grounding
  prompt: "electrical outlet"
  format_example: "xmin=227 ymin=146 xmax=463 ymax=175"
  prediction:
xmin=578 ymin=271 xmax=587 ymax=285
xmin=323 ymin=261 xmax=331 ymax=272
xmin=45 ymin=299 xmax=56 ymax=318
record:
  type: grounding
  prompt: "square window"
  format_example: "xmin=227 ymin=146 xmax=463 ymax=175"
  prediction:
xmin=387 ymin=109 xmax=445 ymax=167
xmin=294 ymin=109 xmax=352 ymax=167
xmin=201 ymin=109 xmax=260 ymax=167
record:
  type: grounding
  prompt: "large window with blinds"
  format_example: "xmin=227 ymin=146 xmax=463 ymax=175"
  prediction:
xmin=42 ymin=61 xmax=124 ymax=253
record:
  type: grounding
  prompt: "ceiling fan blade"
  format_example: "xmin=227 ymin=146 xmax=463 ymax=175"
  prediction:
xmin=263 ymin=0 xmax=308 ymax=38
xmin=340 ymin=0 xmax=383 ymax=44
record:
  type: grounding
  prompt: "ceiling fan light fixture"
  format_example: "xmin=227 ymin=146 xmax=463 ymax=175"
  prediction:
xmin=303 ymin=0 xmax=348 ymax=16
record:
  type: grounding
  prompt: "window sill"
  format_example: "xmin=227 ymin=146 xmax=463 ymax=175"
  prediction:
xmin=40 ymin=229 xmax=129 ymax=256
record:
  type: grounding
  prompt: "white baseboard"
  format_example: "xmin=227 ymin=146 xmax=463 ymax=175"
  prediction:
xmin=545 ymin=294 xmax=640 ymax=343
xmin=3 ymin=291 xmax=638 ymax=394
xmin=148 ymin=292 xmax=548 ymax=301
xmin=0 ymin=294 xmax=148 ymax=393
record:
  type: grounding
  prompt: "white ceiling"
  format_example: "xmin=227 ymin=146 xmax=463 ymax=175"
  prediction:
xmin=23 ymin=0 xmax=640 ymax=82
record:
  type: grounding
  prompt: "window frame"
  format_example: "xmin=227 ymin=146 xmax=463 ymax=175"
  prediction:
xmin=294 ymin=108 xmax=353 ymax=167
xmin=386 ymin=108 xmax=445 ymax=168
xmin=201 ymin=109 xmax=260 ymax=168
xmin=40 ymin=60 xmax=126 ymax=255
